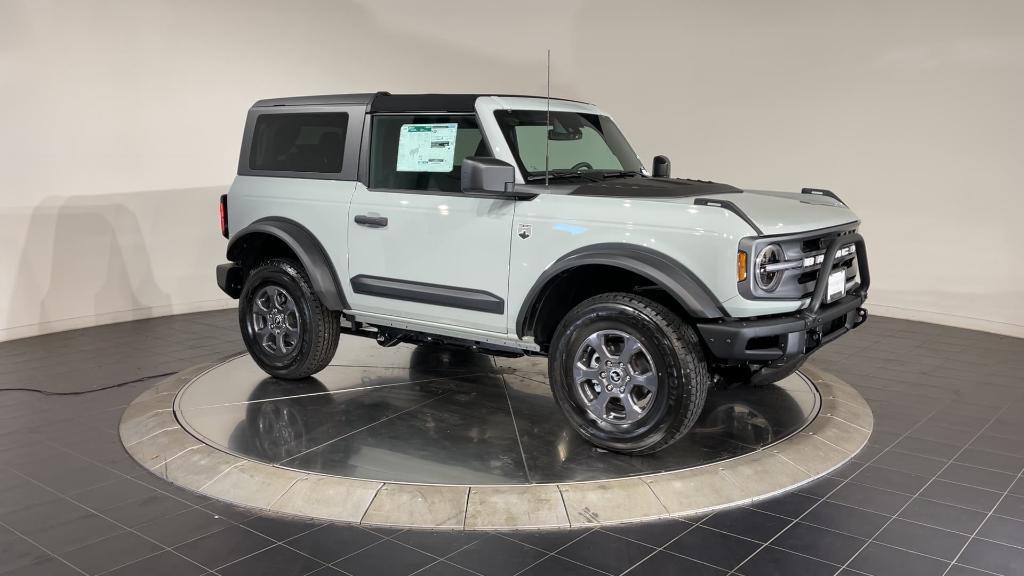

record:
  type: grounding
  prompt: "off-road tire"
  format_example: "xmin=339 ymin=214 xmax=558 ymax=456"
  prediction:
xmin=548 ymin=292 xmax=710 ymax=454
xmin=239 ymin=258 xmax=340 ymax=379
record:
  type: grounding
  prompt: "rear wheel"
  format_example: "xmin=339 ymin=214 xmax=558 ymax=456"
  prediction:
xmin=548 ymin=292 xmax=710 ymax=454
xmin=239 ymin=258 xmax=339 ymax=379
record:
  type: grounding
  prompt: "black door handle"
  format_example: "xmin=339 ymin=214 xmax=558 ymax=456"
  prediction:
xmin=354 ymin=214 xmax=388 ymax=227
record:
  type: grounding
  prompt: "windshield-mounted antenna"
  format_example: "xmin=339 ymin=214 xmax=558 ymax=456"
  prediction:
xmin=545 ymin=49 xmax=550 ymax=190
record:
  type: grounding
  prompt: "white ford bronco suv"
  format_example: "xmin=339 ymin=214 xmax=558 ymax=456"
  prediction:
xmin=216 ymin=92 xmax=869 ymax=454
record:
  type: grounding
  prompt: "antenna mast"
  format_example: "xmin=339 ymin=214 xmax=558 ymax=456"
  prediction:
xmin=545 ymin=49 xmax=550 ymax=189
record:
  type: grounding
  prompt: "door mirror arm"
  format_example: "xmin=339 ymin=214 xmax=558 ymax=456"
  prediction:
xmin=461 ymin=157 xmax=537 ymax=200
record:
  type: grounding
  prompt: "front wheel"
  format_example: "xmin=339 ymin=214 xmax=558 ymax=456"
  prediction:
xmin=239 ymin=258 xmax=340 ymax=379
xmin=548 ymin=293 xmax=710 ymax=454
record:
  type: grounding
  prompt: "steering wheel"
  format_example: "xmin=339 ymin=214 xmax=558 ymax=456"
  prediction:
xmin=569 ymin=161 xmax=594 ymax=171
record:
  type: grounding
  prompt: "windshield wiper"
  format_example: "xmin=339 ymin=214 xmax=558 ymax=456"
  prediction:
xmin=597 ymin=170 xmax=646 ymax=179
xmin=526 ymin=170 xmax=603 ymax=183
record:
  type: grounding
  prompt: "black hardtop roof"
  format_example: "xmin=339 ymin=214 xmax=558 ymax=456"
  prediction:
xmin=252 ymin=92 xmax=590 ymax=113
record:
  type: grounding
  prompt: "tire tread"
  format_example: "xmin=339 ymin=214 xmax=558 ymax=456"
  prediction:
xmin=242 ymin=258 xmax=339 ymax=379
xmin=551 ymin=292 xmax=710 ymax=454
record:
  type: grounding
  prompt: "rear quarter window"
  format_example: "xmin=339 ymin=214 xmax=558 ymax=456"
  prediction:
xmin=249 ymin=113 xmax=348 ymax=173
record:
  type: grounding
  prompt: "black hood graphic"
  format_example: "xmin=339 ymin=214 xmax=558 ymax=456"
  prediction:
xmin=568 ymin=177 xmax=741 ymax=199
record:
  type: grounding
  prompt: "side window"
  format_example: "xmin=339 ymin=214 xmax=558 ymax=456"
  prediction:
xmin=249 ymin=113 xmax=348 ymax=173
xmin=369 ymin=115 xmax=488 ymax=192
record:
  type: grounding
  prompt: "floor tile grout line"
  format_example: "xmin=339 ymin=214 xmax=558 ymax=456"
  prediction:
xmin=49 ymin=461 xmax=268 ymax=556
xmin=0 ymin=517 xmax=90 ymax=576
xmin=667 ymin=514 xmax=950 ymax=573
xmin=887 ymin=443 xmax=1024 ymax=468
xmin=276 ymin=391 xmax=457 ymax=465
xmin=697 ymin=514 xmax=1002 ymax=573
xmin=597 ymin=523 xmax=846 ymax=575
xmin=618 ymin=517 xmax=715 ymax=575
xmin=0 ymin=463 xmax=222 ymax=556
xmin=748 ymin=499 xmax=1005 ymax=547
xmin=593 ymin=527 xmax=670 ymax=551
xmin=826 ymin=463 xmax=1018 ymax=500
xmin=830 ymin=401 xmax=1015 ymax=576
xmin=941 ymin=465 xmax=1024 ymax=575
xmin=35 ymin=436 xmax=222 ymax=512
xmin=326 ymin=533 xmax=390 ymax=567
xmin=873 ymin=439 xmax=1024 ymax=474
xmin=532 ymin=546 xmax=620 ymax=576
xmin=502 ymin=527 xmax=597 ymax=576
xmin=496 ymin=367 xmax=533 ymax=484
xmin=835 ymin=477 xmax=1015 ymax=516
xmin=404 ymin=533 xmax=489 ymax=576
xmin=533 ymin=544 xmax=619 ymax=575
xmin=723 ymin=401 xmax=949 ymax=576
xmin=2 ymin=465 xmax=215 ymax=576
xmin=58 ymin=472 xmax=208 ymax=514
xmin=329 ymin=527 xmax=488 ymax=576
xmin=210 ymin=521 xmax=334 ymax=574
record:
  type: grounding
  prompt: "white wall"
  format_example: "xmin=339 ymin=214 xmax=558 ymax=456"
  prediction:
xmin=1 ymin=0 xmax=1021 ymax=340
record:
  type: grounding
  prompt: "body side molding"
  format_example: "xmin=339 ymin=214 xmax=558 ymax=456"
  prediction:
xmin=226 ymin=217 xmax=349 ymax=311
xmin=350 ymin=275 xmax=504 ymax=314
xmin=516 ymin=243 xmax=728 ymax=338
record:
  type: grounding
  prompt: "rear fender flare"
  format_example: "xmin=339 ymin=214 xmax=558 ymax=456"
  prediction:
xmin=226 ymin=217 xmax=348 ymax=311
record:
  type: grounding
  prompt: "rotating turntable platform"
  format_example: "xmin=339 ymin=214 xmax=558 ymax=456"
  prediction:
xmin=120 ymin=338 xmax=872 ymax=529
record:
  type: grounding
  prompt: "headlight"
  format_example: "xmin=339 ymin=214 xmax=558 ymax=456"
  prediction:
xmin=755 ymin=244 xmax=784 ymax=291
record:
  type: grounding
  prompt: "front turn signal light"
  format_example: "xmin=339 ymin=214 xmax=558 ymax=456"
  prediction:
xmin=737 ymin=251 xmax=748 ymax=282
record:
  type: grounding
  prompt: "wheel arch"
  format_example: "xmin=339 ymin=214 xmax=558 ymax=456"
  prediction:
xmin=516 ymin=244 xmax=727 ymax=347
xmin=227 ymin=217 xmax=348 ymax=311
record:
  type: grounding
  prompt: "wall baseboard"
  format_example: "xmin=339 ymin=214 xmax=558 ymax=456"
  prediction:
xmin=0 ymin=299 xmax=237 ymax=343
xmin=867 ymin=303 xmax=1024 ymax=339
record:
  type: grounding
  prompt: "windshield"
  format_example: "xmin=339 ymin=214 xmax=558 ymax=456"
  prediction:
xmin=494 ymin=110 xmax=644 ymax=180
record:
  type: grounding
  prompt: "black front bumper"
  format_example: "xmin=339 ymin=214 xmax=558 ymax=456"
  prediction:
xmin=216 ymin=263 xmax=243 ymax=299
xmin=697 ymin=232 xmax=870 ymax=365
xmin=698 ymin=293 xmax=867 ymax=363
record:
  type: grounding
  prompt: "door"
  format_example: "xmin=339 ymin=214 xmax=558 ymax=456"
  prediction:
xmin=347 ymin=113 xmax=515 ymax=333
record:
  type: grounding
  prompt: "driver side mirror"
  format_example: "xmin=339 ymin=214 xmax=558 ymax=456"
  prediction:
xmin=652 ymin=155 xmax=671 ymax=178
xmin=461 ymin=157 xmax=516 ymax=194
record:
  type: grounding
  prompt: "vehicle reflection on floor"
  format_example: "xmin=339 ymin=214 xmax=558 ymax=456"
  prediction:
xmin=176 ymin=339 xmax=818 ymax=485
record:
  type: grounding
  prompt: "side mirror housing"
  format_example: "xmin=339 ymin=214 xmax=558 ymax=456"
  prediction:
xmin=461 ymin=157 xmax=516 ymax=194
xmin=652 ymin=155 xmax=671 ymax=178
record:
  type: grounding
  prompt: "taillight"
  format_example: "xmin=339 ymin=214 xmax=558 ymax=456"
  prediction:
xmin=219 ymin=194 xmax=228 ymax=238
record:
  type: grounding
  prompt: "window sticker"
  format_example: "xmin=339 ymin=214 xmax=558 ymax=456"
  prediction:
xmin=396 ymin=123 xmax=458 ymax=172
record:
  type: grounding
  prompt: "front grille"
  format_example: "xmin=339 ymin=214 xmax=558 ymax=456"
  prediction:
xmin=739 ymin=222 xmax=860 ymax=301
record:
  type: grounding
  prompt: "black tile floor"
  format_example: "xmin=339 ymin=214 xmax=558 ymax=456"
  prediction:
xmin=0 ymin=311 xmax=1022 ymax=575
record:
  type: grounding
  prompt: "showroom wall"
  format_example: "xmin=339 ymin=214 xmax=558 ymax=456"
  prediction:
xmin=1 ymin=0 xmax=1021 ymax=340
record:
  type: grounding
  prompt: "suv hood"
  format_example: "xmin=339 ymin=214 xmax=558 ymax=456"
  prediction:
xmin=565 ymin=178 xmax=857 ymax=236
xmin=705 ymin=189 xmax=858 ymax=236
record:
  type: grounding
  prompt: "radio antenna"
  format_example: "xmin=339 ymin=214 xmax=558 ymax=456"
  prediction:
xmin=544 ymin=49 xmax=550 ymax=189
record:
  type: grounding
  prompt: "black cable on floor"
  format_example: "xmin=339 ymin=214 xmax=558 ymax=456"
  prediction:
xmin=0 ymin=371 xmax=178 ymax=396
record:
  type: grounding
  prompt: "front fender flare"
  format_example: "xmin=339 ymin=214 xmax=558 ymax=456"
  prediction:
xmin=226 ymin=217 xmax=348 ymax=311
xmin=516 ymin=243 xmax=728 ymax=338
